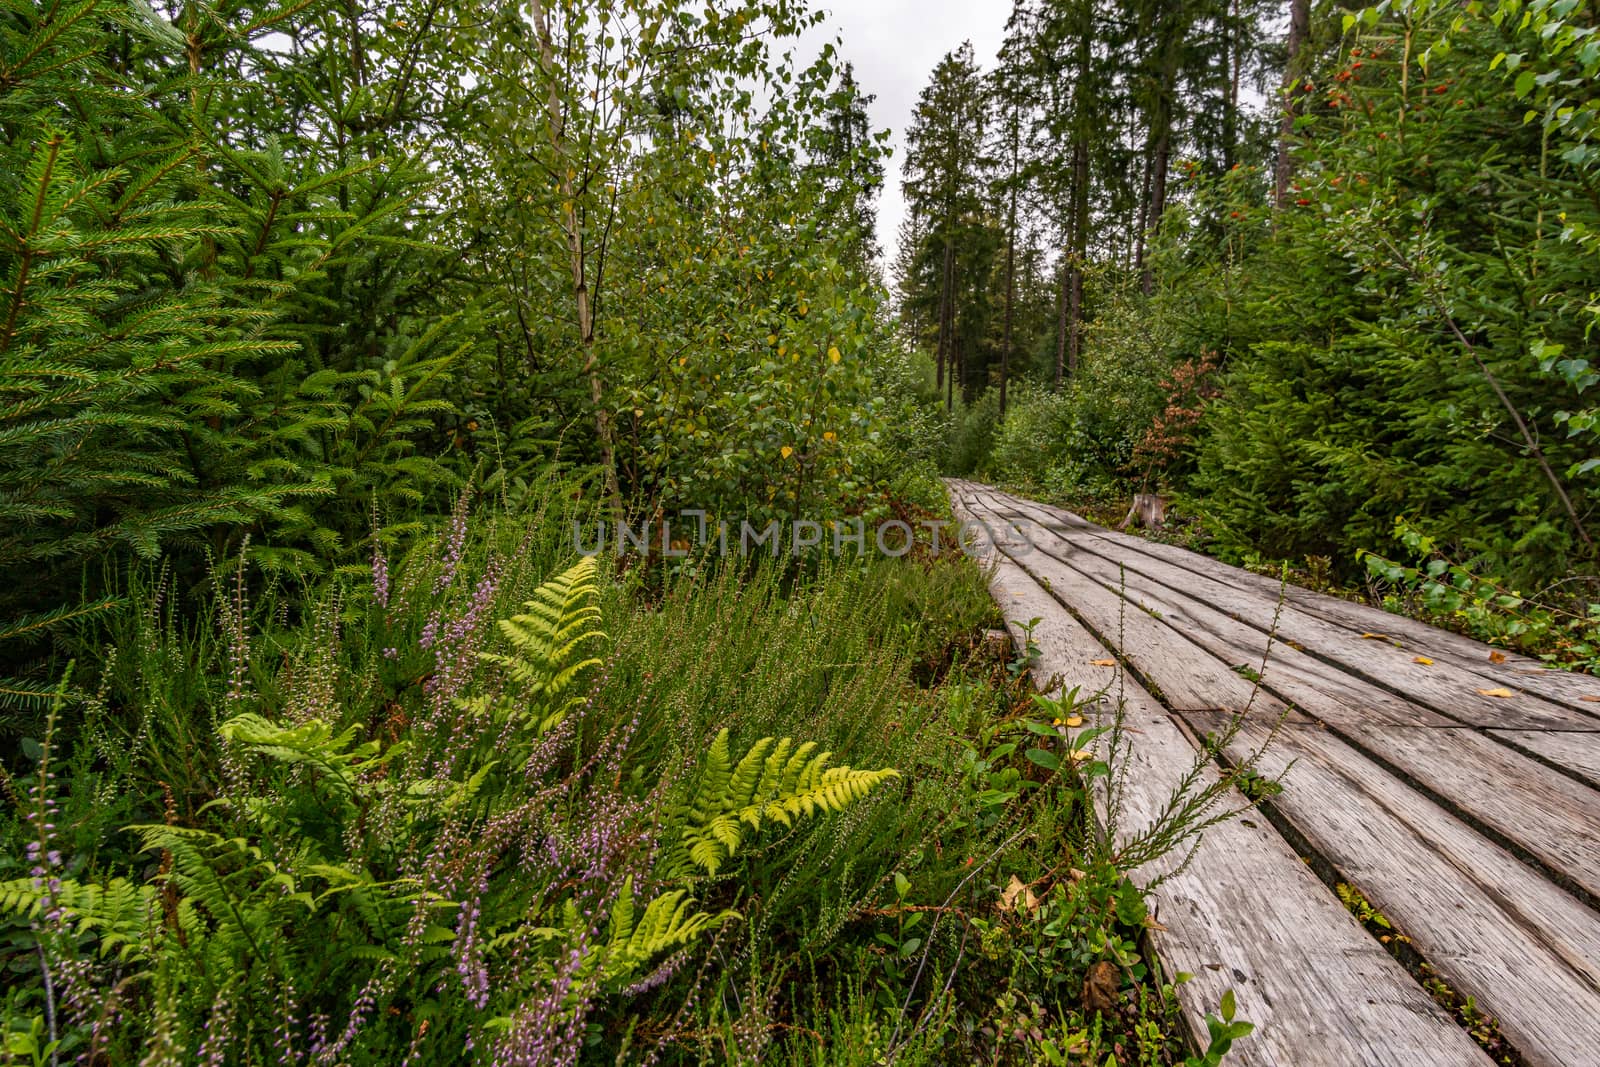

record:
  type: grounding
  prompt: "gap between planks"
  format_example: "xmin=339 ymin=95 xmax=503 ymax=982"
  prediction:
xmin=954 ymin=490 xmax=1600 ymax=903
xmin=951 ymin=489 xmax=1489 ymax=1067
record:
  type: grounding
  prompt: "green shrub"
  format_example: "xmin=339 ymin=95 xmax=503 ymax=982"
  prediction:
xmin=946 ymin=389 xmax=1003 ymax=476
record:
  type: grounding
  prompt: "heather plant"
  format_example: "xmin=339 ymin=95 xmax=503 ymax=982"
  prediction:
xmin=0 ymin=505 xmax=907 ymax=1064
xmin=0 ymin=486 xmax=1253 ymax=1064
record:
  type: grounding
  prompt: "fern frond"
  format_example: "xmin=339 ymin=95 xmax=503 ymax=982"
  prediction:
xmin=592 ymin=876 xmax=735 ymax=990
xmin=667 ymin=730 xmax=899 ymax=876
xmin=219 ymin=713 xmax=396 ymax=807
xmin=476 ymin=557 xmax=607 ymax=736
xmin=0 ymin=876 xmax=159 ymax=962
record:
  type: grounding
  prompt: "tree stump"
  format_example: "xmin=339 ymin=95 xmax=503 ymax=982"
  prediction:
xmin=1117 ymin=493 xmax=1168 ymax=531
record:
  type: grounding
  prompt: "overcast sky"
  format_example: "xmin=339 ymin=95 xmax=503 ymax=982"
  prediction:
xmin=794 ymin=2 xmax=1013 ymax=266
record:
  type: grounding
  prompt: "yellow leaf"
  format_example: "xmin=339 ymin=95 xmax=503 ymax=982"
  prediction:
xmin=823 ymin=431 xmax=836 ymax=442
xmin=1413 ymin=656 xmax=1433 ymax=665
xmin=1477 ymin=687 xmax=1514 ymax=698
xmin=828 ymin=346 xmax=841 ymax=364
xmin=1488 ymin=650 xmax=1507 ymax=664
xmin=1360 ymin=632 xmax=1388 ymax=640
xmin=1091 ymin=658 xmax=1116 ymax=667
xmin=1068 ymin=749 xmax=1094 ymax=762
xmin=1064 ymin=715 xmax=1084 ymax=727
xmin=780 ymin=446 xmax=793 ymax=459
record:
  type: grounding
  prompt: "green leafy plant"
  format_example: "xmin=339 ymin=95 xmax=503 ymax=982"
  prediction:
xmin=666 ymin=729 xmax=900 ymax=877
xmin=471 ymin=555 xmax=608 ymax=736
xmin=1361 ymin=519 xmax=1600 ymax=667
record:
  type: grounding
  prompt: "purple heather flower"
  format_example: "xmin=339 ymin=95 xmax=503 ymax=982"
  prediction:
xmin=373 ymin=545 xmax=390 ymax=608
xmin=433 ymin=488 xmax=473 ymax=594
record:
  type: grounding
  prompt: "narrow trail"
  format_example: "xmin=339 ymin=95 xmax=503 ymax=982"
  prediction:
xmin=949 ymin=479 xmax=1600 ymax=1067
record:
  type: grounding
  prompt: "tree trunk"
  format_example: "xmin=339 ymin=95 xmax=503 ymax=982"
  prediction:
xmin=1134 ymin=148 xmax=1152 ymax=278
xmin=1000 ymin=140 xmax=1018 ymax=415
xmin=1142 ymin=15 xmax=1180 ymax=296
xmin=1054 ymin=261 xmax=1069 ymax=390
xmin=1062 ymin=15 xmax=1092 ymax=383
xmin=1224 ymin=0 xmax=1240 ymax=171
xmin=1275 ymin=0 xmax=1312 ymax=210
xmin=1068 ymin=135 xmax=1089 ymax=378
xmin=530 ymin=0 xmax=622 ymax=517
xmin=937 ymin=237 xmax=954 ymax=411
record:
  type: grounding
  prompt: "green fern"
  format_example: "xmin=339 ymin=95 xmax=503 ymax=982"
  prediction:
xmin=0 ymin=875 xmax=160 ymax=962
xmin=666 ymin=729 xmax=900 ymax=877
xmin=473 ymin=556 xmax=608 ymax=736
xmin=593 ymin=876 xmax=735 ymax=989
xmin=219 ymin=713 xmax=392 ymax=807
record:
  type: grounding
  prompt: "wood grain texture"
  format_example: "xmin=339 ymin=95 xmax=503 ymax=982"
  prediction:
xmin=969 ymin=487 xmax=1600 ymax=731
xmin=1192 ymin=715 xmax=1600 ymax=1067
xmin=959 ymin=498 xmax=1290 ymax=717
xmin=1336 ymin=723 xmax=1600 ymax=899
xmin=1490 ymin=730 xmax=1600 ymax=791
xmin=950 ymin=490 xmax=1490 ymax=1066
xmin=985 ymin=499 xmax=1600 ymax=896
xmin=973 ymin=502 xmax=1452 ymax=728
xmin=950 ymin=480 xmax=1600 ymax=1066
xmin=962 ymin=482 xmax=1600 ymax=715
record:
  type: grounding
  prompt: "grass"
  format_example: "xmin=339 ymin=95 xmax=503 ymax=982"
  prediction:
xmin=0 ymin=490 xmax=1252 ymax=1065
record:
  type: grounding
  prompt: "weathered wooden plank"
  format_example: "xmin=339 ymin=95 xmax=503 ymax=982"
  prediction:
xmin=1007 ymin=523 xmax=1455 ymax=729
xmin=1337 ymin=723 xmax=1600 ymax=899
xmin=960 ymin=482 xmax=1600 ymax=714
xmin=985 ymin=512 xmax=1600 ymax=895
xmin=1193 ymin=714 xmax=1600 ymax=1067
xmin=955 ymin=497 xmax=1292 ymax=717
xmin=1490 ymin=730 xmax=1600 ymax=791
xmin=976 ymin=490 xmax=1600 ymax=731
xmin=953 ymin=514 xmax=1492 ymax=1065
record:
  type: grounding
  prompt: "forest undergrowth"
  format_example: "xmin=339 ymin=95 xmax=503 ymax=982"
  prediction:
xmin=1 ymin=479 xmax=1262 ymax=1065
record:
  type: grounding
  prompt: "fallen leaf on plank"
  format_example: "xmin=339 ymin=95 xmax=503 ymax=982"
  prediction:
xmin=1413 ymin=656 xmax=1433 ymax=665
xmin=1091 ymin=658 xmax=1117 ymax=667
xmin=1360 ymin=632 xmax=1388 ymax=640
xmin=1488 ymin=650 xmax=1507 ymax=664
xmin=1476 ymin=687 xmax=1514 ymax=698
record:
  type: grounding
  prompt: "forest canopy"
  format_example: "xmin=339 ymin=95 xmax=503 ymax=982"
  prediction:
xmin=906 ymin=0 xmax=1600 ymax=621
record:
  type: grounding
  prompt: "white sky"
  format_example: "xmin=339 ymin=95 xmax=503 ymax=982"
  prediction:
xmin=795 ymin=2 xmax=1013 ymax=265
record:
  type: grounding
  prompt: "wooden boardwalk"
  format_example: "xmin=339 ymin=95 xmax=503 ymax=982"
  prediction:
xmin=948 ymin=480 xmax=1600 ymax=1067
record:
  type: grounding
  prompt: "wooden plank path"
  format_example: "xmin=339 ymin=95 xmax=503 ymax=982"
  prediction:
xmin=948 ymin=479 xmax=1600 ymax=1067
